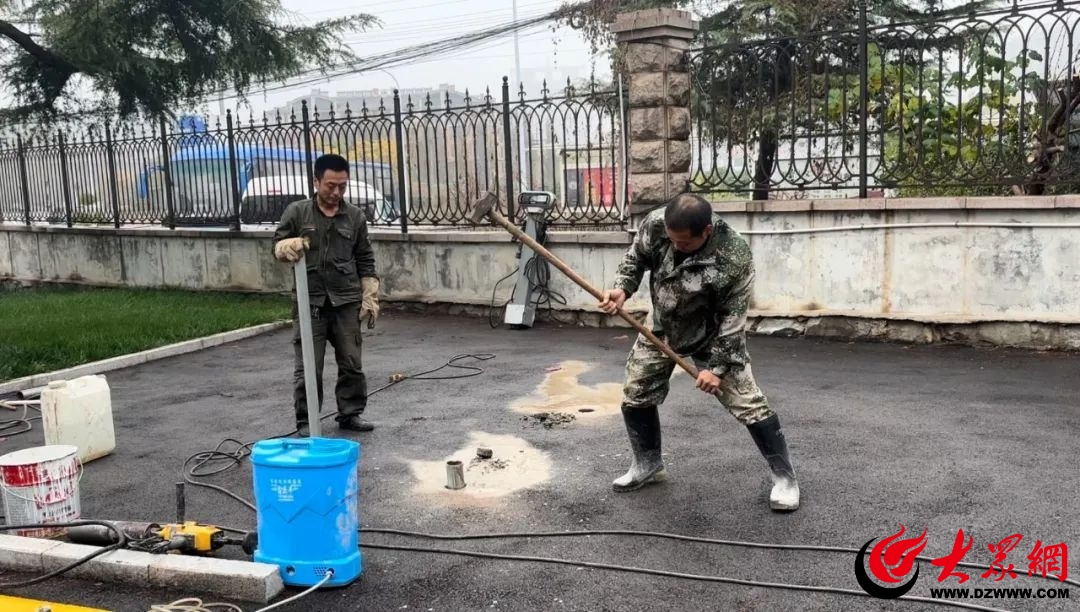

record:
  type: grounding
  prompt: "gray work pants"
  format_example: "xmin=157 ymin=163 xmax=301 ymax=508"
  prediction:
xmin=292 ymin=300 xmax=368 ymax=425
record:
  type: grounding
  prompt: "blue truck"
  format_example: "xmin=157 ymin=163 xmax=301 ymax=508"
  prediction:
xmin=138 ymin=116 xmax=399 ymax=225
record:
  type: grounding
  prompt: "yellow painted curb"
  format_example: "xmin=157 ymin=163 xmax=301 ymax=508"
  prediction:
xmin=0 ymin=595 xmax=109 ymax=611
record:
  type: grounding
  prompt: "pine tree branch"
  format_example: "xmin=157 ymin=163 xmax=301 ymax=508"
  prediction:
xmin=0 ymin=18 xmax=74 ymax=72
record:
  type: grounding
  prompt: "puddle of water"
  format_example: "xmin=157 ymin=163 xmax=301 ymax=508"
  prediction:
xmin=407 ymin=432 xmax=552 ymax=502
xmin=509 ymin=360 xmax=623 ymax=421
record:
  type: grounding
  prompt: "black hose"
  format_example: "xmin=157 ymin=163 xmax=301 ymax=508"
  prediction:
xmin=0 ymin=520 xmax=127 ymax=588
xmin=359 ymin=541 xmax=1013 ymax=612
xmin=180 ymin=354 xmax=497 ymax=511
xmin=360 ymin=527 xmax=1080 ymax=589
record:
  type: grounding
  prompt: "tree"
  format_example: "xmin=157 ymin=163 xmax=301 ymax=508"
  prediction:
xmin=565 ymin=0 xmax=1006 ymax=199
xmin=821 ymin=37 xmax=1040 ymax=197
xmin=0 ymin=0 xmax=376 ymax=123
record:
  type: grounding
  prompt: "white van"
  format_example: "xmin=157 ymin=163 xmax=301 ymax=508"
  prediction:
xmin=240 ymin=174 xmax=398 ymax=225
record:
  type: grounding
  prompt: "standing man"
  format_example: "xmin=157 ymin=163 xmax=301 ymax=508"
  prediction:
xmin=272 ymin=153 xmax=380 ymax=435
xmin=598 ymin=193 xmax=800 ymax=511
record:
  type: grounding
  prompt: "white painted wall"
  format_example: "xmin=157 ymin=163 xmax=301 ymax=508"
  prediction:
xmin=3 ymin=196 xmax=1080 ymax=328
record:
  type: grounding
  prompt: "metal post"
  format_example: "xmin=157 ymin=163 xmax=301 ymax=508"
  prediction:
xmin=105 ymin=124 xmax=121 ymax=228
xmin=293 ymin=254 xmax=321 ymax=437
xmin=858 ymin=1 xmax=869 ymax=199
xmin=16 ymin=135 xmax=30 ymax=225
xmin=511 ymin=0 xmax=530 ymax=191
xmin=226 ymin=110 xmax=241 ymax=231
xmin=58 ymin=133 xmax=73 ymax=228
xmin=175 ymin=483 xmax=186 ymax=523
xmin=159 ymin=116 xmax=176 ymax=230
xmin=393 ymin=90 xmax=409 ymax=234
xmin=501 ymin=77 xmax=516 ymax=221
xmin=301 ymin=101 xmax=315 ymax=199
xmin=618 ymin=72 xmax=629 ymax=222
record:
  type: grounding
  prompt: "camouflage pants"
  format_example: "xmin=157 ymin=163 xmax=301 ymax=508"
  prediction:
xmin=622 ymin=334 xmax=774 ymax=425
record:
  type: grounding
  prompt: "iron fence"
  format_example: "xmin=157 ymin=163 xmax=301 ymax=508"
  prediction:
xmin=0 ymin=76 xmax=627 ymax=230
xmin=688 ymin=0 xmax=1080 ymax=200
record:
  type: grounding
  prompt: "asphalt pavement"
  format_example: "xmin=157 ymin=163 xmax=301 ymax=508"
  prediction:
xmin=1 ymin=312 xmax=1078 ymax=612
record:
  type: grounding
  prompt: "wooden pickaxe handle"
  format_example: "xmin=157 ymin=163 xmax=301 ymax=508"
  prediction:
xmin=478 ymin=197 xmax=709 ymax=384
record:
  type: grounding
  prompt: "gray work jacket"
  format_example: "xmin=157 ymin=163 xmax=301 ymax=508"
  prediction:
xmin=272 ymin=199 xmax=378 ymax=306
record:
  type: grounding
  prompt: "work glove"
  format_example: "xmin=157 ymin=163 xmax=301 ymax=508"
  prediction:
xmin=360 ymin=277 xmax=380 ymax=328
xmin=273 ymin=236 xmax=309 ymax=263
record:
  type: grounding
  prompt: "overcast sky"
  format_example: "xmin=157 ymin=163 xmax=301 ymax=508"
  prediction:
xmin=211 ymin=0 xmax=608 ymax=116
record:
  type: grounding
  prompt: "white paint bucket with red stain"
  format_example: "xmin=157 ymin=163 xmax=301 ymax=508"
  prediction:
xmin=0 ymin=445 xmax=82 ymax=538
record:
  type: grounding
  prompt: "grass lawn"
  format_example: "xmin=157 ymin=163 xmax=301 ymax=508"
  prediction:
xmin=0 ymin=285 xmax=292 ymax=383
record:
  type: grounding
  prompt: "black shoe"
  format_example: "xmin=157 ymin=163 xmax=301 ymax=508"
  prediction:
xmin=612 ymin=404 xmax=666 ymax=492
xmin=746 ymin=414 xmax=800 ymax=511
xmin=295 ymin=423 xmax=310 ymax=437
xmin=338 ymin=416 xmax=374 ymax=432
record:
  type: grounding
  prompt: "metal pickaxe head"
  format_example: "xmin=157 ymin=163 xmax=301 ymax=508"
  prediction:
xmin=469 ymin=191 xmax=501 ymax=225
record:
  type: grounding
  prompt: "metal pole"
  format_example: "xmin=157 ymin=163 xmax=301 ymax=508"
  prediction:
xmin=393 ymin=90 xmax=410 ymax=234
xmin=105 ymin=125 xmax=122 ymax=228
xmin=16 ymin=135 xmax=30 ymax=225
xmin=293 ymin=253 xmax=322 ymax=437
xmin=159 ymin=116 xmax=177 ymax=230
xmin=512 ymin=0 xmax=522 ymax=87
xmin=381 ymin=71 xmax=411 ymax=224
xmin=858 ymin=0 xmax=869 ymax=199
xmin=512 ymin=0 xmax=530 ymax=191
xmin=58 ymin=133 xmax=73 ymax=228
xmin=226 ymin=110 xmax=242 ymax=231
xmin=618 ymin=72 xmax=628 ymax=222
xmin=302 ymin=101 xmax=315 ymax=199
xmin=501 ymin=77 xmax=516 ymax=221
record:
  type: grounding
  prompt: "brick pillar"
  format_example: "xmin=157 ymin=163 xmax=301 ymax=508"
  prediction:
xmin=612 ymin=9 xmax=698 ymax=227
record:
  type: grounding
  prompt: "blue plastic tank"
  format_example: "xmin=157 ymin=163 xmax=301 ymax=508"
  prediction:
xmin=251 ymin=437 xmax=361 ymax=587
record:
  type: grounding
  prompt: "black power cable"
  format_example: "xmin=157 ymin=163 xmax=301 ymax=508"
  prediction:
xmin=0 ymin=401 xmax=41 ymax=440
xmin=358 ymin=541 xmax=1013 ymax=612
xmin=488 ymin=267 xmax=518 ymax=329
xmin=181 ymin=354 xmax=496 ymax=512
xmin=522 ymin=253 xmax=573 ymax=326
xmin=488 ymin=221 xmax=573 ymax=328
xmin=0 ymin=520 xmax=127 ymax=588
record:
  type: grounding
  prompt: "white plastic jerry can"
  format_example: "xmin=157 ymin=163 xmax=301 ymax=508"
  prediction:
xmin=40 ymin=375 xmax=116 ymax=464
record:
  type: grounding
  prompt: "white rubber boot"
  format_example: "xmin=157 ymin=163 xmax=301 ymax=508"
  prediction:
xmin=746 ymin=414 xmax=800 ymax=511
xmin=768 ymin=471 xmax=800 ymax=511
xmin=612 ymin=404 xmax=667 ymax=492
xmin=612 ymin=450 xmax=667 ymax=492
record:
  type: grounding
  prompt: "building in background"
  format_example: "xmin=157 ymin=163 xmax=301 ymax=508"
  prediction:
xmin=270 ymin=84 xmax=469 ymax=120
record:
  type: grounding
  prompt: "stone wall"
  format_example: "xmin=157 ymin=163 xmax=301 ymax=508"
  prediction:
xmin=612 ymin=9 xmax=697 ymax=220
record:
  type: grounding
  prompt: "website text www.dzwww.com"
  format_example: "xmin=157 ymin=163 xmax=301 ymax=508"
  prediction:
xmin=930 ymin=587 xmax=1070 ymax=599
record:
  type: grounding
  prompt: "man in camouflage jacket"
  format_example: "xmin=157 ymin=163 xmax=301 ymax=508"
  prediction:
xmin=598 ymin=193 xmax=799 ymax=511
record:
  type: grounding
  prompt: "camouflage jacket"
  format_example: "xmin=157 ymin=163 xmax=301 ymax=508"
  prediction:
xmin=273 ymin=199 xmax=378 ymax=307
xmin=613 ymin=208 xmax=755 ymax=376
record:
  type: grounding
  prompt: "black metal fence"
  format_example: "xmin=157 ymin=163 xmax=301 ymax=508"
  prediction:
xmin=0 ymin=76 xmax=627 ymax=230
xmin=689 ymin=0 xmax=1080 ymax=199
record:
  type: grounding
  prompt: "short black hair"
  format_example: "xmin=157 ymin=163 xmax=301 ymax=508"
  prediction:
xmin=663 ymin=193 xmax=713 ymax=235
xmin=313 ymin=153 xmax=350 ymax=179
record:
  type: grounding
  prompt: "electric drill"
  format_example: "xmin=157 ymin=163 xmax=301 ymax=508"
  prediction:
xmin=65 ymin=521 xmax=247 ymax=555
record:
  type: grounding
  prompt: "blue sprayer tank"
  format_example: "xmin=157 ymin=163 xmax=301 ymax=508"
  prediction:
xmin=251 ymin=437 xmax=361 ymax=587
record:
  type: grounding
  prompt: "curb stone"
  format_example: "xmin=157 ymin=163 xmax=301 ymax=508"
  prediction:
xmin=0 ymin=535 xmax=284 ymax=603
